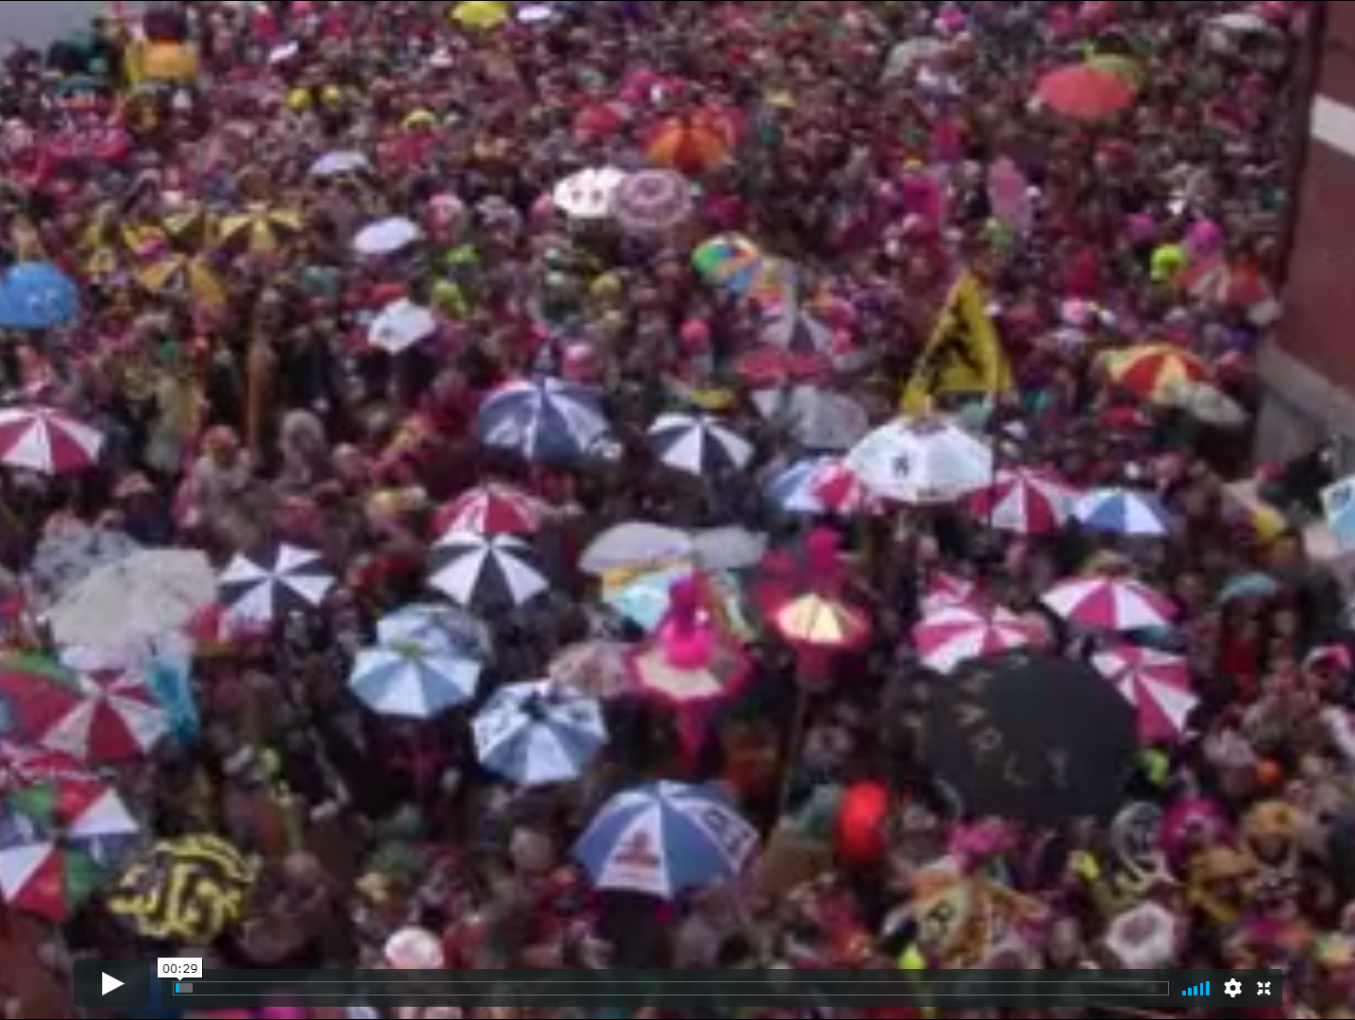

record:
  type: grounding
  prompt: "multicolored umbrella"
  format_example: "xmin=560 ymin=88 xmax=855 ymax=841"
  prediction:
xmin=574 ymin=783 xmax=759 ymax=899
xmin=0 ymin=263 xmax=81 ymax=331
xmin=1073 ymin=489 xmax=1173 ymax=538
xmin=436 ymin=483 xmax=548 ymax=537
xmin=477 ymin=378 xmax=610 ymax=465
xmin=0 ymin=407 xmax=104 ymax=476
xmin=350 ymin=644 xmax=483 ymax=720
xmin=38 ymin=670 xmax=168 ymax=765
xmin=765 ymin=458 xmax=880 ymax=517
xmin=219 ymin=545 xmax=337 ymax=624
xmin=0 ymin=656 xmax=88 ymax=745
xmin=1035 ymin=65 xmax=1136 ymax=121
xmin=1092 ymin=647 xmax=1198 ymax=744
xmin=218 ymin=205 xmax=303 ymax=255
xmin=646 ymin=114 xmax=733 ymax=175
xmin=1042 ymin=577 xmax=1176 ymax=633
xmin=1103 ymin=345 xmax=1210 ymax=404
xmin=473 ymin=682 xmax=608 ymax=788
xmin=914 ymin=606 xmax=1037 ymax=676
xmin=106 ymin=835 xmax=256 ymax=943
xmin=847 ymin=418 xmax=994 ymax=505
xmin=693 ymin=235 xmax=797 ymax=305
xmin=428 ymin=533 xmax=548 ymax=611
xmin=649 ymin=414 xmax=754 ymax=479
xmin=971 ymin=468 xmax=1078 ymax=536
xmin=613 ymin=169 xmax=695 ymax=237
xmin=772 ymin=593 xmax=871 ymax=652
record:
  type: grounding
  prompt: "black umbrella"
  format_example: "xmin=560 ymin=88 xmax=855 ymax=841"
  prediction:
xmin=915 ymin=653 xmax=1138 ymax=825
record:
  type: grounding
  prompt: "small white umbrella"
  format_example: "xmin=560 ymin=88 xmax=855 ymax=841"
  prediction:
xmin=354 ymin=217 xmax=424 ymax=256
xmin=47 ymin=551 xmax=216 ymax=651
xmin=369 ymin=300 xmax=438 ymax=354
xmin=847 ymin=418 xmax=994 ymax=504
xmin=310 ymin=151 xmax=370 ymax=178
xmin=551 ymin=167 xmax=626 ymax=221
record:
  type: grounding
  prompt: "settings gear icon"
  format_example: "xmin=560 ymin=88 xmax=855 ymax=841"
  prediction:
xmin=1224 ymin=979 xmax=1243 ymax=999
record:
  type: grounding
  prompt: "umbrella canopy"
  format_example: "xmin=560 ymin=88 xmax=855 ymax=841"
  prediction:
xmin=649 ymin=414 xmax=754 ymax=479
xmin=760 ymin=305 xmax=833 ymax=356
xmin=916 ymin=653 xmax=1139 ymax=824
xmin=552 ymin=167 xmax=626 ymax=221
xmin=1042 ymin=577 xmax=1176 ymax=632
xmin=1164 ymin=381 xmax=1251 ymax=429
xmin=971 ymin=468 xmax=1078 ymax=536
xmin=428 ymin=533 xmax=548 ymax=611
xmin=765 ymin=458 xmax=880 ymax=517
xmin=752 ymin=387 xmax=869 ymax=452
xmin=914 ymin=606 xmax=1037 ymax=676
xmin=603 ymin=566 xmax=749 ymax=637
xmin=377 ymin=604 xmax=493 ymax=661
xmin=1074 ymin=489 xmax=1173 ymax=538
xmin=548 ymin=641 xmax=634 ymax=701
xmin=354 ymin=217 xmax=424 ymax=256
xmin=614 ymin=169 xmax=695 ymax=236
xmin=627 ymin=634 xmax=750 ymax=707
xmin=923 ymin=572 xmax=983 ymax=616
xmin=473 ymin=682 xmax=608 ymax=788
xmin=847 ymin=418 xmax=994 ymax=505
xmin=1103 ymin=345 xmax=1210 ymax=404
xmin=47 ymin=550 xmax=216 ymax=650
xmin=0 ymin=408 xmax=103 ymax=476
xmin=0 ymin=656 xmax=89 ymax=744
xmin=452 ymin=0 xmax=510 ymax=30
xmin=1093 ymin=647 xmax=1198 ymax=744
xmin=218 ymin=205 xmax=303 ymax=254
xmin=1218 ymin=572 xmax=1282 ymax=606
xmin=106 ymin=835 xmax=256 ymax=943
xmin=437 ymin=483 xmax=548 ymax=537
xmin=369 ymin=300 xmax=438 ymax=354
xmin=0 ymin=263 xmax=81 ymax=330
xmin=574 ymin=782 xmax=759 ymax=899
xmin=28 ymin=528 xmax=142 ymax=610
xmin=693 ymin=235 xmax=797 ymax=305
xmin=477 ymin=377 xmax=610 ymax=465
xmin=219 ymin=545 xmax=337 ymax=625
xmin=350 ymin=644 xmax=483 ymax=720
xmin=772 ymin=593 xmax=871 ymax=652
xmin=1035 ymin=65 xmax=1136 ymax=121
xmin=646 ymin=114 xmax=733 ymax=175
xmin=310 ymin=150 xmax=371 ymax=178
xmin=38 ymin=669 xmax=168 ymax=765
xmin=136 ymin=254 xmax=226 ymax=311
xmin=581 ymin=524 xmax=767 ymax=577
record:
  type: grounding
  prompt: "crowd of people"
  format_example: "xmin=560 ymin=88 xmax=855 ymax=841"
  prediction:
xmin=0 ymin=0 xmax=1351 ymax=1017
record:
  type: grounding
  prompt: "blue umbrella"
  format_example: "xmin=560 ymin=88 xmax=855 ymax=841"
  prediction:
xmin=574 ymin=782 xmax=759 ymax=899
xmin=0 ymin=264 xmax=81 ymax=331
xmin=477 ymin=377 xmax=609 ymax=465
xmin=1073 ymin=489 xmax=1172 ymax=537
xmin=349 ymin=644 xmax=483 ymax=720
xmin=472 ymin=681 xmax=607 ymax=788
xmin=1218 ymin=572 xmax=1281 ymax=606
xmin=377 ymin=604 xmax=493 ymax=661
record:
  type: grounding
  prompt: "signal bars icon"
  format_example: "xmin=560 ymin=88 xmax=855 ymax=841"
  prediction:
xmin=1182 ymin=982 xmax=1210 ymax=998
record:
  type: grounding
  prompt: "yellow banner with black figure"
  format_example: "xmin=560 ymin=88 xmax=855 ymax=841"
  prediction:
xmin=902 ymin=271 xmax=1014 ymax=415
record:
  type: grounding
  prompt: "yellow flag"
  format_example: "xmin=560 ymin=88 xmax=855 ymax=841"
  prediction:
xmin=902 ymin=272 xmax=1014 ymax=415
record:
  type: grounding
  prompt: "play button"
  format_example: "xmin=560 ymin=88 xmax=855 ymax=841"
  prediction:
xmin=101 ymin=973 xmax=126 ymax=997
xmin=73 ymin=962 xmax=150 ymax=1009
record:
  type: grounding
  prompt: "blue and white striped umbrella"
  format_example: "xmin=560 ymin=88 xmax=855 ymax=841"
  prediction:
xmin=1073 ymin=489 xmax=1173 ymax=537
xmin=349 ymin=644 xmax=483 ymax=720
xmin=472 ymin=682 xmax=607 ymax=788
xmin=377 ymin=604 xmax=493 ymax=661
xmin=428 ymin=533 xmax=549 ymax=611
xmin=648 ymin=414 xmax=754 ymax=478
xmin=574 ymin=782 xmax=760 ymax=899
xmin=477 ymin=377 xmax=610 ymax=465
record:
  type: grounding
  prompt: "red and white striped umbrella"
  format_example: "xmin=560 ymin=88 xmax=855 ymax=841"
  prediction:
xmin=913 ymin=606 xmax=1035 ymax=675
xmin=971 ymin=468 xmax=1078 ymax=536
xmin=0 ymin=408 xmax=104 ymax=476
xmin=39 ymin=670 xmax=168 ymax=766
xmin=1042 ymin=577 xmax=1176 ymax=633
xmin=1092 ymin=646 xmax=1198 ymax=743
xmin=436 ymin=484 xmax=549 ymax=537
xmin=765 ymin=458 xmax=881 ymax=517
xmin=922 ymin=572 xmax=981 ymax=615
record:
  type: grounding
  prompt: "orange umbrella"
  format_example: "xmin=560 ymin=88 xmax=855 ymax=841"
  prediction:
xmin=646 ymin=114 xmax=734 ymax=175
xmin=1036 ymin=65 xmax=1136 ymax=121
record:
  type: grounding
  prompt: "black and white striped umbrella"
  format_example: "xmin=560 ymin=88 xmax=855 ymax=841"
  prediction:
xmin=428 ymin=533 xmax=548 ymax=611
xmin=218 ymin=544 xmax=337 ymax=624
xmin=648 ymin=414 xmax=754 ymax=479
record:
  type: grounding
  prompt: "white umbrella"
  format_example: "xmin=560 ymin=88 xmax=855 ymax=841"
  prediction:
xmin=428 ymin=533 xmax=549 ymax=611
xmin=310 ymin=151 xmax=370 ymax=178
xmin=369 ymin=300 xmax=438 ymax=354
xmin=473 ymin=682 xmax=607 ymax=787
xmin=580 ymin=524 xmax=767 ymax=576
xmin=350 ymin=645 xmax=483 ymax=720
xmin=551 ymin=167 xmax=626 ymax=221
xmin=752 ymin=387 xmax=870 ymax=452
xmin=648 ymin=414 xmax=755 ymax=478
xmin=47 ymin=551 xmax=216 ymax=651
xmin=847 ymin=418 xmax=994 ymax=504
xmin=354 ymin=217 xmax=423 ymax=256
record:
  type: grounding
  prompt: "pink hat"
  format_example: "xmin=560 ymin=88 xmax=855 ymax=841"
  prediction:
xmin=680 ymin=319 xmax=711 ymax=352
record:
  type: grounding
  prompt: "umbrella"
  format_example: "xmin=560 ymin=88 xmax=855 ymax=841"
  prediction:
xmin=916 ymin=653 xmax=1139 ymax=824
xmin=772 ymin=594 xmax=871 ymax=652
xmin=1073 ymin=489 xmax=1172 ymax=538
xmin=0 ymin=752 xmax=141 ymax=921
xmin=646 ymin=115 xmax=733 ymax=175
xmin=0 ymin=408 xmax=104 ymax=476
xmin=369 ymin=300 xmax=438 ymax=354
xmin=310 ymin=150 xmax=371 ymax=178
xmin=613 ymin=170 xmax=695 ymax=237
xmin=218 ymin=205 xmax=303 ymax=255
xmin=37 ymin=670 xmax=168 ymax=765
xmin=752 ymin=387 xmax=870 ymax=452
xmin=1180 ymin=258 xmax=1281 ymax=326
xmin=219 ymin=545 xmax=337 ymax=624
xmin=377 ymin=604 xmax=493 ymax=661
xmin=1103 ymin=345 xmax=1210 ymax=404
xmin=765 ymin=458 xmax=880 ymax=517
xmin=28 ymin=528 xmax=142 ymax=610
xmin=0 ymin=656 xmax=89 ymax=744
xmin=1042 ymin=577 xmax=1176 ymax=633
xmin=574 ymin=783 xmax=759 ymax=899
xmin=923 ymin=573 xmax=982 ymax=615
xmin=1035 ymin=65 xmax=1136 ymax=121
xmin=581 ymin=524 xmax=767 ymax=577
xmin=1092 ymin=647 xmax=1198 ymax=744
xmin=549 ymin=641 xmax=634 ymax=700
xmin=47 ymin=550 xmax=216 ymax=650
xmin=0 ymin=263 xmax=81 ymax=331
xmin=551 ymin=167 xmax=625 ymax=221
xmin=627 ymin=622 xmax=751 ymax=707
xmin=693 ymin=236 xmax=797 ymax=305
xmin=1218 ymin=572 xmax=1282 ymax=605
xmin=913 ymin=606 xmax=1036 ymax=676
xmin=477 ymin=378 xmax=610 ymax=465
xmin=847 ymin=418 xmax=994 ymax=505
xmin=971 ymin=468 xmax=1078 ymax=536
xmin=452 ymin=0 xmax=510 ymax=30
xmin=354 ymin=217 xmax=424 ymax=256
xmin=436 ymin=483 xmax=548 ymax=537
xmin=428 ymin=533 xmax=548 ymax=611
xmin=136 ymin=254 xmax=227 ymax=311
xmin=574 ymin=101 xmax=633 ymax=143
xmin=350 ymin=644 xmax=483 ymax=720
xmin=106 ymin=835 xmax=256 ymax=943
xmin=649 ymin=414 xmax=754 ymax=478
xmin=760 ymin=305 xmax=833 ymax=356
xmin=1163 ymin=381 xmax=1251 ymax=430
xmin=473 ymin=682 xmax=607 ymax=787
xmin=883 ymin=37 xmax=948 ymax=81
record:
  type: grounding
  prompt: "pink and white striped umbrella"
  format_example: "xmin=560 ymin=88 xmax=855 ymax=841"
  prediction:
xmin=0 ymin=408 xmax=103 ymax=476
xmin=39 ymin=670 xmax=168 ymax=766
xmin=922 ymin=572 xmax=981 ymax=615
xmin=1093 ymin=646 xmax=1198 ymax=743
xmin=970 ymin=468 xmax=1078 ymax=536
xmin=436 ymin=483 xmax=549 ymax=537
xmin=1042 ymin=577 xmax=1176 ymax=633
xmin=913 ymin=606 xmax=1035 ymax=675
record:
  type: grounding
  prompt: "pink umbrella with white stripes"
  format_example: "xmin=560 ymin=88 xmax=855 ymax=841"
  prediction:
xmin=922 ymin=572 xmax=981 ymax=615
xmin=970 ymin=468 xmax=1078 ymax=536
xmin=38 ymin=670 xmax=169 ymax=766
xmin=913 ymin=606 xmax=1036 ymax=675
xmin=0 ymin=408 xmax=104 ymax=476
xmin=435 ymin=483 xmax=549 ymax=537
xmin=1093 ymin=646 xmax=1199 ymax=743
xmin=1042 ymin=577 xmax=1176 ymax=633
